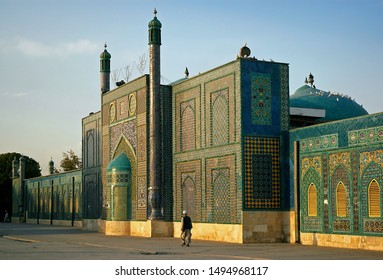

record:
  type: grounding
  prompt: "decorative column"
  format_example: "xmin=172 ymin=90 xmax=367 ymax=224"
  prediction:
xmin=148 ymin=9 xmax=162 ymax=220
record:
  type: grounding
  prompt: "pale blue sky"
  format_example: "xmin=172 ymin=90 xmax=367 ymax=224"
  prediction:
xmin=1 ymin=0 xmax=382 ymax=174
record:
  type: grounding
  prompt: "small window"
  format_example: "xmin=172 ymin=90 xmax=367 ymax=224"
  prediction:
xmin=336 ymin=182 xmax=347 ymax=217
xmin=368 ymin=180 xmax=381 ymax=217
xmin=308 ymin=183 xmax=317 ymax=216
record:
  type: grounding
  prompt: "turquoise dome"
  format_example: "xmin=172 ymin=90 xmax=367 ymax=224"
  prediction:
xmin=107 ymin=153 xmax=131 ymax=172
xmin=290 ymin=85 xmax=368 ymax=122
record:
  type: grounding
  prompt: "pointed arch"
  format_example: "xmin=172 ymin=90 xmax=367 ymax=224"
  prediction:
xmin=336 ymin=181 xmax=347 ymax=217
xmin=112 ymin=135 xmax=136 ymax=159
xmin=182 ymin=175 xmax=195 ymax=220
xmin=211 ymin=90 xmax=229 ymax=146
xmin=368 ymin=179 xmax=381 ymax=217
xmin=180 ymin=105 xmax=196 ymax=151
xmin=86 ymin=130 xmax=95 ymax=167
xmin=212 ymin=168 xmax=230 ymax=223
xmin=110 ymin=136 xmax=137 ymax=220
xmin=308 ymin=183 xmax=317 ymax=217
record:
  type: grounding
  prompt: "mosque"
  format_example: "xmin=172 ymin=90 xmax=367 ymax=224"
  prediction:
xmin=11 ymin=10 xmax=383 ymax=251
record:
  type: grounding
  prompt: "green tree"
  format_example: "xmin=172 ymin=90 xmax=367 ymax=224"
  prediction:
xmin=60 ymin=149 xmax=82 ymax=171
xmin=0 ymin=153 xmax=41 ymax=218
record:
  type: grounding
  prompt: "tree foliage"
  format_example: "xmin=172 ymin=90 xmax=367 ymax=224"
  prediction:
xmin=60 ymin=149 xmax=82 ymax=171
xmin=0 ymin=152 xmax=41 ymax=217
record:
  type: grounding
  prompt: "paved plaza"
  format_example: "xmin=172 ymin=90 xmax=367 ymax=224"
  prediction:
xmin=1 ymin=223 xmax=383 ymax=260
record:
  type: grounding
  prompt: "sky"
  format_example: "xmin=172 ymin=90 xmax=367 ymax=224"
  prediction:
xmin=1 ymin=0 xmax=382 ymax=175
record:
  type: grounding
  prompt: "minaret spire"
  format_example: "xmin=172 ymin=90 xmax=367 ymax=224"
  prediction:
xmin=148 ymin=9 xmax=162 ymax=220
xmin=100 ymin=43 xmax=111 ymax=94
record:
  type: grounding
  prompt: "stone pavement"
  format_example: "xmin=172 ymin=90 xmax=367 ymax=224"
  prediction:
xmin=1 ymin=222 xmax=383 ymax=260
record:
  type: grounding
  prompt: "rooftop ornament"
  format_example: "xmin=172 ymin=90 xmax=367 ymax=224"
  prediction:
xmin=305 ymin=73 xmax=316 ymax=88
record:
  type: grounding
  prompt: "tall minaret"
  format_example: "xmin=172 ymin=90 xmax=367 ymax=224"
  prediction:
xmin=49 ymin=158 xmax=55 ymax=175
xmin=148 ymin=9 xmax=162 ymax=220
xmin=100 ymin=44 xmax=111 ymax=94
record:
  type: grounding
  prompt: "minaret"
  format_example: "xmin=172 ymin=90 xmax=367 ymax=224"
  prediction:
xmin=18 ymin=155 xmax=26 ymax=217
xmin=12 ymin=157 xmax=19 ymax=178
xmin=148 ymin=9 xmax=162 ymax=220
xmin=49 ymin=158 xmax=55 ymax=175
xmin=100 ymin=44 xmax=111 ymax=94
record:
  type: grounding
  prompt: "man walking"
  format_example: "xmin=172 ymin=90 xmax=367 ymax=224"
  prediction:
xmin=3 ymin=210 xmax=9 ymax=223
xmin=181 ymin=210 xmax=192 ymax=247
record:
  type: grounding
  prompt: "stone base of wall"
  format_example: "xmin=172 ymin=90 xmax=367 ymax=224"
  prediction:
xmin=301 ymin=232 xmax=383 ymax=251
xmin=26 ymin=219 xmax=82 ymax=227
xmin=172 ymin=222 xmax=243 ymax=243
xmin=147 ymin=220 xmax=174 ymax=237
xmin=82 ymin=219 xmax=100 ymax=231
xmin=104 ymin=221 xmax=131 ymax=235
xmin=242 ymin=211 xmax=292 ymax=243
xmin=98 ymin=220 xmax=174 ymax=237
xmin=11 ymin=216 xmax=24 ymax=223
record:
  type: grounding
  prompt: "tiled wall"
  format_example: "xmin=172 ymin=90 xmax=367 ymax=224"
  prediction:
xmin=101 ymin=75 xmax=149 ymax=221
xmin=172 ymin=61 xmax=242 ymax=224
xmin=25 ymin=171 xmax=82 ymax=223
xmin=290 ymin=113 xmax=383 ymax=237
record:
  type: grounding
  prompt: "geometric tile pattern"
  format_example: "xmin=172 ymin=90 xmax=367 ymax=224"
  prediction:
xmin=364 ymin=220 xmax=383 ymax=233
xmin=300 ymin=134 xmax=338 ymax=153
xmin=180 ymin=99 xmax=196 ymax=151
xmin=351 ymin=151 xmax=359 ymax=232
xmin=329 ymin=152 xmax=351 ymax=175
xmin=291 ymin=112 xmax=383 ymax=236
xmin=210 ymin=89 xmax=229 ymax=146
xmin=280 ymin=64 xmax=290 ymax=131
xmin=301 ymin=156 xmax=322 ymax=178
xmin=211 ymin=168 xmax=230 ymax=223
xmin=161 ymin=86 xmax=174 ymax=222
xmin=174 ymin=160 xmax=201 ymax=222
xmin=110 ymin=120 xmax=137 ymax=157
xmin=206 ymin=154 xmax=239 ymax=224
xmin=348 ymin=125 xmax=383 ymax=146
xmin=251 ymin=73 xmax=272 ymax=125
xmin=333 ymin=220 xmax=351 ymax=232
xmin=360 ymin=149 xmax=383 ymax=177
xmin=301 ymin=163 xmax=323 ymax=232
xmin=137 ymin=176 xmax=147 ymax=220
xmin=244 ymin=136 xmax=280 ymax=209
xmin=252 ymin=155 xmax=272 ymax=199
xmin=182 ymin=172 xmax=196 ymax=221
xmin=361 ymin=160 xmax=383 ymax=233
xmin=330 ymin=163 xmax=351 ymax=232
xmin=299 ymin=147 xmax=383 ymax=235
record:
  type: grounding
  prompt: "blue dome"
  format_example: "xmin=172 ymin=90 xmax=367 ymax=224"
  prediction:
xmin=290 ymin=85 xmax=368 ymax=122
xmin=107 ymin=153 xmax=131 ymax=172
